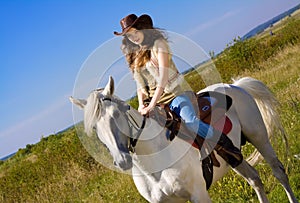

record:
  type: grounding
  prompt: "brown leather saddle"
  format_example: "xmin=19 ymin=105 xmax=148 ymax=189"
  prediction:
xmin=152 ymin=91 xmax=233 ymax=143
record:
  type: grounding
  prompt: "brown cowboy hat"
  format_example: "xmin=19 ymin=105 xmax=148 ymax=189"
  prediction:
xmin=113 ymin=14 xmax=153 ymax=36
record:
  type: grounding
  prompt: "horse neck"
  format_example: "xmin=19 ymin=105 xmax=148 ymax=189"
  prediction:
xmin=128 ymin=107 xmax=196 ymax=176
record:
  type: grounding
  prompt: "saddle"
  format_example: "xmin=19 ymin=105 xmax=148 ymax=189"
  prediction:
xmin=152 ymin=91 xmax=233 ymax=144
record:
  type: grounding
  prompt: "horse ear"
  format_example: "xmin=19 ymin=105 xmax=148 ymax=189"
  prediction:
xmin=69 ymin=96 xmax=87 ymax=110
xmin=102 ymin=76 xmax=114 ymax=96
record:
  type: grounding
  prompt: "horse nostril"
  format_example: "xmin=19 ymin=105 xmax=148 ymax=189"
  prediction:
xmin=113 ymin=161 xmax=117 ymax=166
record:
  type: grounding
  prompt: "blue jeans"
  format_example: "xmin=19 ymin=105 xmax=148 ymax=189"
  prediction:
xmin=169 ymin=94 xmax=213 ymax=139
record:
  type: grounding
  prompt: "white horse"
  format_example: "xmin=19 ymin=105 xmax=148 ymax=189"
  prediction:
xmin=70 ymin=76 xmax=298 ymax=203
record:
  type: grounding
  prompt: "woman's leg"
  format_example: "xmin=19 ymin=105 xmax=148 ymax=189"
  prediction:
xmin=169 ymin=94 xmax=214 ymax=139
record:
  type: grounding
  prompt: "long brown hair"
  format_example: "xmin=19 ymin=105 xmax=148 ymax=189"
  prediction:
xmin=121 ymin=26 xmax=167 ymax=72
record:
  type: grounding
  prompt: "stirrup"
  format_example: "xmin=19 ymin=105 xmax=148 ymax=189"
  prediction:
xmin=215 ymin=146 xmax=243 ymax=168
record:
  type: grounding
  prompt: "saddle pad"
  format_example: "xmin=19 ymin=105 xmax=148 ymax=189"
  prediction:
xmin=191 ymin=115 xmax=232 ymax=149
xmin=213 ymin=115 xmax=233 ymax=135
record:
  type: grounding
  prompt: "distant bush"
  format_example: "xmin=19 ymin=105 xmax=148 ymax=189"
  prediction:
xmin=215 ymin=18 xmax=300 ymax=82
xmin=127 ymin=96 xmax=139 ymax=109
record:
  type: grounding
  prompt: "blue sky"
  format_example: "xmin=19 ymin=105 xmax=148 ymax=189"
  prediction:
xmin=1 ymin=0 xmax=299 ymax=158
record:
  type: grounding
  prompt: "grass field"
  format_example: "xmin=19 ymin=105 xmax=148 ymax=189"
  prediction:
xmin=0 ymin=13 xmax=299 ymax=203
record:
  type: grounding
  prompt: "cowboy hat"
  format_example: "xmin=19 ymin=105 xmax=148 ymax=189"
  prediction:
xmin=114 ymin=14 xmax=153 ymax=36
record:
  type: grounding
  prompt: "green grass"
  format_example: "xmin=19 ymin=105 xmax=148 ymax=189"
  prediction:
xmin=0 ymin=15 xmax=300 ymax=203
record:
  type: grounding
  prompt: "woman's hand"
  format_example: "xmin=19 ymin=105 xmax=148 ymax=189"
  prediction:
xmin=138 ymin=103 xmax=155 ymax=115
xmin=138 ymin=104 xmax=145 ymax=113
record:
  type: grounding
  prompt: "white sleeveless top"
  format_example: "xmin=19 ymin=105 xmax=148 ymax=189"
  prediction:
xmin=133 ymin=38 xmax=185 ymax=104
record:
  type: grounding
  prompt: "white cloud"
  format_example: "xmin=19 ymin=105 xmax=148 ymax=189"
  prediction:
xmin=185 ymin=10 xmax=240 ymax=37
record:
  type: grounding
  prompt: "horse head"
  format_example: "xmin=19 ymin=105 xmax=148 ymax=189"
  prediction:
xmin=70 ymin=76 xmax=133 ymax=170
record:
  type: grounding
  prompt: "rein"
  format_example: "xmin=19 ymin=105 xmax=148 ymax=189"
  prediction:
xmin=101 ymin=96 xmax=146 ymax=153
xmin=128 ymin=115 xmax=146 ymax=153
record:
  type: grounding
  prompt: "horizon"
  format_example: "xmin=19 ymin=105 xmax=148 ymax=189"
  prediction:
xmin=1 ymin=0 xmax=300 ymax=158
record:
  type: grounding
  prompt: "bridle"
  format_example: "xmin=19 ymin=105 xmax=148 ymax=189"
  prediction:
xmin=98 ymin=93 xmax=146 ymax=153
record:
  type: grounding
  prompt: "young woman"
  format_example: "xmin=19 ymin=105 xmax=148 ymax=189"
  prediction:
xmin=114 ymin=14 xmax=242 ymax=167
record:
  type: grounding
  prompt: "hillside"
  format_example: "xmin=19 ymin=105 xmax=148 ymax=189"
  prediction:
xmin=1 ymin=12 xmax=300 ymax=203
xmin=241 ymin=3 xmax=300 ymax=40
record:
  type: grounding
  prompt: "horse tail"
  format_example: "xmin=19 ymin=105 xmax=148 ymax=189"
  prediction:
xmin=84 ymin=91 xmax=101 ymax=136
xmin=233 ymin=77 xmax=288 ymax=166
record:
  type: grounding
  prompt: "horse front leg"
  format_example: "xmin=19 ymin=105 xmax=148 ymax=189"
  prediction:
xmin=233 ymin=160 xmax=269 ymax=203
xmin=190 ymin=191 xmax=212 ymax=203
xmin=183 ymin=179 xmax=212 ymax=203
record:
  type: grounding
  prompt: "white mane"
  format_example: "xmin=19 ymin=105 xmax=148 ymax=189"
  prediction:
xmin=84 ymin=91 xmax=102 ymax=136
